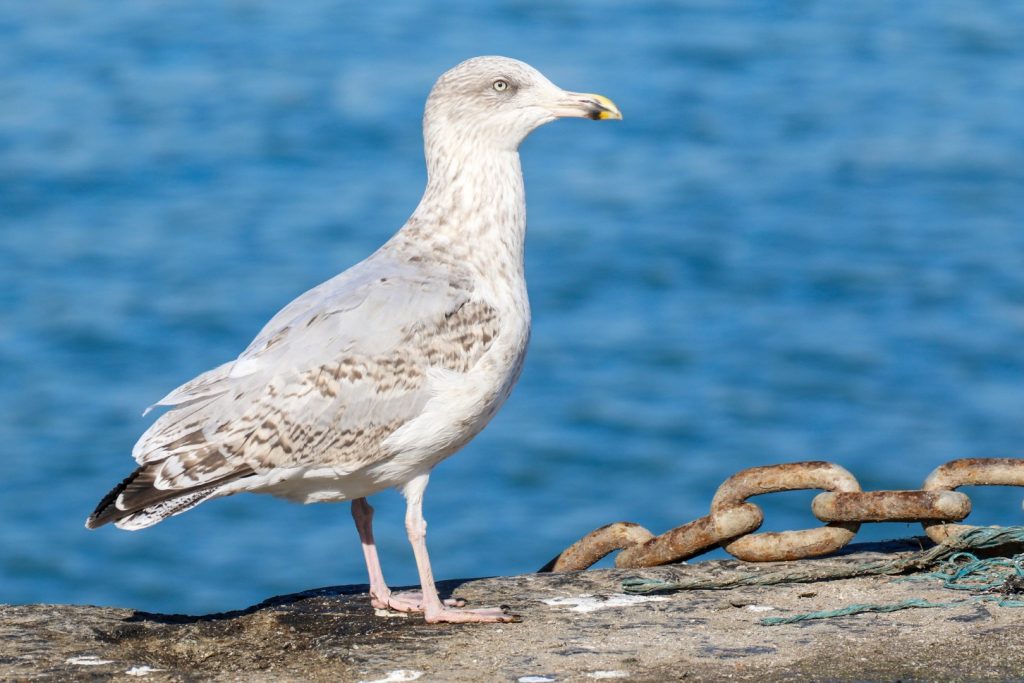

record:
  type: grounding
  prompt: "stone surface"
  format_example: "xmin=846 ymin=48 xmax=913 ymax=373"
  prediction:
xmin=4 ymin=543 xmax=1023 ymax=682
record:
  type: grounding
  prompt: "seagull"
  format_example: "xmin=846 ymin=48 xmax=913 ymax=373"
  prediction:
xmin=86 ymin=56 xmax=621 ymax=624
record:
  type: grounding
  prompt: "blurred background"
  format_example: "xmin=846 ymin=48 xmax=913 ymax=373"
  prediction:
xmin=2 ymin=1 xmax=1024 ymax=614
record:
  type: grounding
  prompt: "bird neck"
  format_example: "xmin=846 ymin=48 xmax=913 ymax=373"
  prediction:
xmin=400 ymin=143 xmax=527 ymax=279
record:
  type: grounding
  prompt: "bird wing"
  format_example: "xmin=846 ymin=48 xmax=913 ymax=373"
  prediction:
xmin=131 ymin=253 xmax=499 ymax=493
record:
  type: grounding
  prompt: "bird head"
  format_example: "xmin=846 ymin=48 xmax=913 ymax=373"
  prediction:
xmin=423 ymin=56 xmax=622 ymax=154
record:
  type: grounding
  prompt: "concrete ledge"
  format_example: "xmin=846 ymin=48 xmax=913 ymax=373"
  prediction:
xmin=4 ymin=543 xmax=1022 ymax=681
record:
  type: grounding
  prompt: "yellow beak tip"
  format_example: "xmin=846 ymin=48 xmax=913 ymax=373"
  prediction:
xmin=589 ymin=94 xmax=622 ymax=121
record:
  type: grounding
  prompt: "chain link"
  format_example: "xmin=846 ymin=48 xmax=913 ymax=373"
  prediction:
xmin=922 ymin=458 xmax=1024 ymax=543
xmin=615 ymin=503 xmax=763 ymax=568
xmin=812 ymin=490 xmax=969 ymax=523
xmin=539 ymin=458 xmax=1024 ymax=572
xmin=710 ymin=461 xmax=861 ymax=561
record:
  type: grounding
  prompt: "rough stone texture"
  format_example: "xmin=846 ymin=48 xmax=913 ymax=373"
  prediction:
xmin=4 ymin=542 xmax=1024 ymax=682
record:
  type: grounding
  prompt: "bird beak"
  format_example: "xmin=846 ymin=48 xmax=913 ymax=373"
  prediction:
xmin=548 ymin=92 xmax=623 ymax=121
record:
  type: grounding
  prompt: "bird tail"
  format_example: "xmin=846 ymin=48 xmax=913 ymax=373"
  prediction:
xmin=85 ymin=464 xmax=224 ymax=531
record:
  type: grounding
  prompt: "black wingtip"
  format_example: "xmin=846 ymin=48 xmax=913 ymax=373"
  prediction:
xmin=85 ymin=468 xmax=143 ymax=529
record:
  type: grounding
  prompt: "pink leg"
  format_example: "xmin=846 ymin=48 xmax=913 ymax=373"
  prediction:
xmin=350 ymin=497 xmax=463 ymax=613
xmin=401 ymin=474 xmax=514 ymax=624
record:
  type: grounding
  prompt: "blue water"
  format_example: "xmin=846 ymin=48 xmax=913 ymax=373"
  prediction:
xmin=2 ymin=1 xmax=1024 ymax=614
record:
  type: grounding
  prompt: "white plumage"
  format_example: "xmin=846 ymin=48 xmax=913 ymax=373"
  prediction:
xmin=87 ymin=56 xmax=621 ymax=623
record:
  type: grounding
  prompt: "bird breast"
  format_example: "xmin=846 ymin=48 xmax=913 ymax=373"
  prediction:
xmin=371 ymin=299 xmax=529 ymax=481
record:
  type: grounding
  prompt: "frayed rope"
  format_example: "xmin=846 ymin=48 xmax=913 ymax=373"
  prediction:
xmin=620 ymin=525 xmax=1024 ymax=625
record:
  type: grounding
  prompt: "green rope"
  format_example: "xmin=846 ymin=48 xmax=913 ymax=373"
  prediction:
xmin=759 ymin=598 xmax=962 ymax=625
xmin=761 ymin=594 xmax=1024 ymax=626
xmin=910 ymin=551 xmax=1024 ymax=592
xmin=621 ymin=525 xmax=1024 ymax=625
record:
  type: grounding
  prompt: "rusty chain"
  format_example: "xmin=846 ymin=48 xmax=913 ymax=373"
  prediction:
xmin=540 ymin=458 xmax=1024 ymax=572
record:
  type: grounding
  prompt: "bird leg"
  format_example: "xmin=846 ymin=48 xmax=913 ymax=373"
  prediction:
xmin=350 ymin=497 xmax=463 ymax=613
xmin=401 ymin=474 xmax=514 ymax=624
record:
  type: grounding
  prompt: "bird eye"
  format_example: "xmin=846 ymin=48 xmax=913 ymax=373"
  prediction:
xmin=492 ymin=79 xmax=509 ymax=92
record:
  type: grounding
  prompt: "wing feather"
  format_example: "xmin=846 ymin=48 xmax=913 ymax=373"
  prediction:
xmin=143 ymin=360 xmax=236 ymax=416
xmin=130 ymin=253 xmax=498 ymax=495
